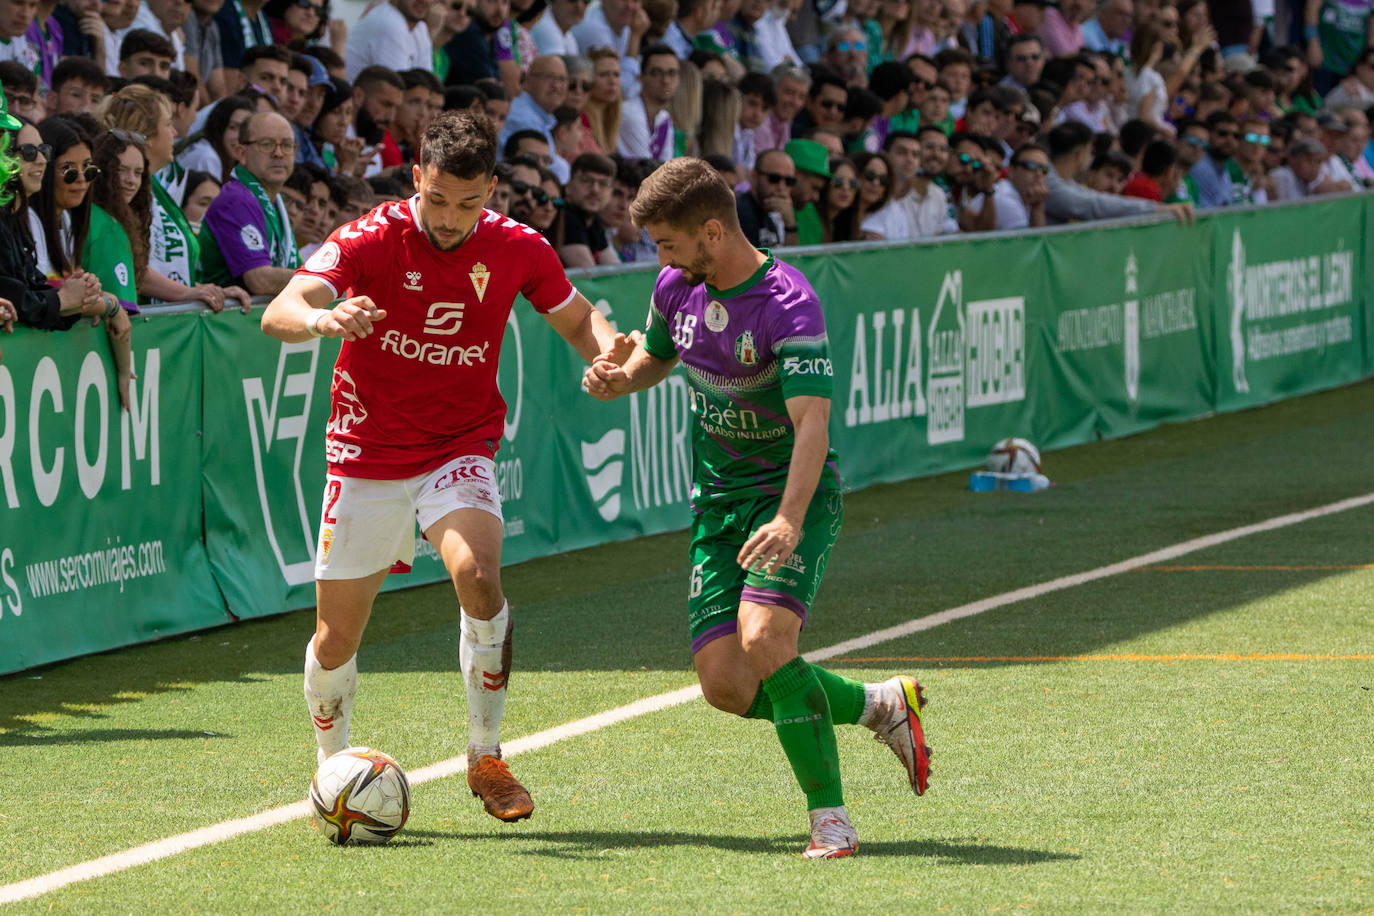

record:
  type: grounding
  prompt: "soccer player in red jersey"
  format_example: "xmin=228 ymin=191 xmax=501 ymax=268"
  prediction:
xmin=261 ymin=112 xmax=629 ymax=823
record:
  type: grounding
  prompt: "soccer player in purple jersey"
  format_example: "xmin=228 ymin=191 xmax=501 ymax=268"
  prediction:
xmin=583 ymin=158 xmax=932 ymax=859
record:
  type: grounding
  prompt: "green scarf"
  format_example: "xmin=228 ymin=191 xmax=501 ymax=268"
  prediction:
xmin=232 ymin=164 xmax=299 ymax=269
xmin=150 ymin=176 xmax=201 ymax=287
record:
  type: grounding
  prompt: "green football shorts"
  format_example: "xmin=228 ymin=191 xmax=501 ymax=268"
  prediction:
xmin=686 ymin=489 xmax=844 ymax=654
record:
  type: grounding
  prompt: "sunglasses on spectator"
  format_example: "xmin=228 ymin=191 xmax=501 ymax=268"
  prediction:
xmin=831 ymin=176 xmax=860 ymax=189
xmin=911 ymin=78 xmax=935 ymax=90
xmin=569 ymin=79 xmax=593 ymax=91
xmin=818 ymin=98 xmax=845 ymax=111
xmin=1097 ymin=76 xmax=1112 ymax=85
xmin=834 ymin=41 xmax=866 ymax=52
xmin=1243 ymin=132 xmax=1271 ymax=145
xmin=1173 ymin=98 xmax=1195 ymax=114
xmin=18 ymin=143 xmax=52 ymax=162
xmin=760 ymin=171 xmax=797 ymax=186
xmin=61 ymin=164 xmax=100 ymax=184
xmin=1212 ymin=129 xmax=1239 ymax=139
xmin=1012 ymin=160 xmax=1049 ymax=173
xmin=1183 ymin=135 xmax=1207 ymax=146
xmin=511 ymin=180 xmax=560 ymax=205
xmin=861 ymin=170 xmax=889 ymax=185
xmin=956 ymin=152 xmax=983 ymax=170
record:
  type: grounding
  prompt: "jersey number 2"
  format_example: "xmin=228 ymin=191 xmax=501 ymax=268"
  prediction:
xmin=322 ymin=480 xmax=342 ymax=525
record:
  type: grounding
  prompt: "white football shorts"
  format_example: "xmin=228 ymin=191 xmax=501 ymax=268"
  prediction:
xmin=314 ymin=454 xmax=503 ymax=580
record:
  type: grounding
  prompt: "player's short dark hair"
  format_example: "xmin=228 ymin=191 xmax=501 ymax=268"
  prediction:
xmin=503 ymin=129 xmax=549 ymax=159
xmin=421 ymin=111 xmax=498 ymax=180
xmin=241 ymin=44 xmax=293 ymax=71
xmin=630 ymin=156 xmax=738 ymax=231
xmin=120 ymin=29 xmax=175 ymax=62
xmin=52 ymin=56 xmax=109 ymax=92
xmin=570 ymin=152 xmax=616 ymax=179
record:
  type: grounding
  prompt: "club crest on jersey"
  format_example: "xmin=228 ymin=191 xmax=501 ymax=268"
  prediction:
xmin=404 ymin=270 xmax=424 ymax=291
xmin=735 ymin=331 xmax=758 ymax=365
xmin=470 ymin=262 xmax=490 ymax=302
xmin=704 ymin=300 xmax=729 ymax=332
xmin=240 ymin=224 xmax=265 ymax=251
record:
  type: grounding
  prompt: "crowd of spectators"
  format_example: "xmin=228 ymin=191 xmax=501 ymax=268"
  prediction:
xmin=1 ymin=0 xmax=1372 ymax=376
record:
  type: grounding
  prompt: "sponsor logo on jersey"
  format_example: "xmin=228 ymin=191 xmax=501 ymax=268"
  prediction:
xmin=423 ymin=302 xmax=466 ymax=335
xmin=320 ymin=527 xmax=334 ymax=564
xmin=735 ymin=331 xmax=757 ymax=365
xmin=470 ymin=262 xmax=491 ymax=302
xmin=782 ymin=355 xmax=833 ymax=376
xmin=327 ymin=368 xmax=368 ymax=435
xmin=240 ymin=224 xmax=265 ymax=251
xmin=704 ymin=300 xmax=729 ymax=332
xmin=305 ymin=241 xmax=340 ymax=272
xmin=404 ymin=270 xmax=424 ymax=291
xmin=325 ymin=440 xmax=362 ymax=462
xmin=381 ymin=329 xmax=490 ymax=366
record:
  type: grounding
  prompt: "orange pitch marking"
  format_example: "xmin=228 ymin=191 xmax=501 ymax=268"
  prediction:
xmin=833 ymin=654 xmax=1374 ymax=663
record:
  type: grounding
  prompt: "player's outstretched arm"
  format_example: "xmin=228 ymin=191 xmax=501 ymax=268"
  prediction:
xmin=582 ymin=343 xmax=677 ymax=401
xmin=261 ymin=275 xmax=388 ymax=343
xmin=542 ymin=291 xmax=624 ymax=363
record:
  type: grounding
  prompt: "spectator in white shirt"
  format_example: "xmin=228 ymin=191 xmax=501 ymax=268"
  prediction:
xmin=529 ymin=0 xmax=586 ymax=54
xmin=1270 ymin=136 xmax=1327 ymax=201
xmin=570 ymin=0 xmax=647 ymax=96
xmin=131 ymin=0 xmax=189 ymax=69
xmin=617 ymin=43 xmax=677 ymax=160
xmin=343 ymin=0 xmax=432 ymax=83
xmin=861 ymin=127 xmax=953 ymax=239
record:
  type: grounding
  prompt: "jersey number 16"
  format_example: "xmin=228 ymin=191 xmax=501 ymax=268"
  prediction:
xmin=671 ymin=313 xmax=697 ymax=350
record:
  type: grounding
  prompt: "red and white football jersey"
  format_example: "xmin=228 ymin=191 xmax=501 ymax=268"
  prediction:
xmin=297 ymin=197 xmax=576 ymax=479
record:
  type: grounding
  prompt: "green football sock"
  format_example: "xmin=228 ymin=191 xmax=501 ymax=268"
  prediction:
xmin=743 ymin=666 xmax=864 ymax=725
xmin=763 ymin=657 xmax=844 ymax=810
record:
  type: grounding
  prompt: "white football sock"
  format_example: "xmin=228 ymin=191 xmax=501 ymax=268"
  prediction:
xmin=460 ymin=601 xmax=511 ymax=763
xmin=304 ymin=637 xmax=357 ymax=765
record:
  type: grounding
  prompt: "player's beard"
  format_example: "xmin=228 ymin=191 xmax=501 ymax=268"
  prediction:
xmin=677 ymin=242 xmax=712 ymax=287
xmin=422 ymin=219 xmax=474 ymax=251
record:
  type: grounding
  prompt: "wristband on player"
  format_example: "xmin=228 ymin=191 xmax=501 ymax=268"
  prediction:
xmin=104 ymin=294 xmax=119 ymax=319
xmin=1303 ymin=24 xmax=1318 ymax=41
xmin=305 ymin=308 xmax=328 ymax=337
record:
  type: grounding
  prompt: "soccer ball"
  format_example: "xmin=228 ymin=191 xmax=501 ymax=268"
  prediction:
xmin=986 ymin=437 xmax=1041 ymax=475
xmin=309 ymin=747 xmax=411 ymax=846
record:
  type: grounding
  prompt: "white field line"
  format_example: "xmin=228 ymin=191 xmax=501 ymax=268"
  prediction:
xmin=3 ymin=490 xmax=1372 ymax=905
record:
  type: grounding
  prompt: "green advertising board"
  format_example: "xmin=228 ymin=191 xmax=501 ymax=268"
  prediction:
xmin=3 ymin=195 xmax=1371 ymax=673
xmin=0 ymin=316 xmax=225 ymax=672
